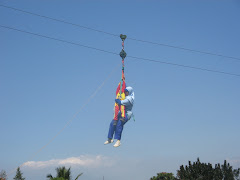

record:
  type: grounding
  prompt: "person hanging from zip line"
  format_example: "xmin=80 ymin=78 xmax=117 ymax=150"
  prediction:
xmin=104 ymin=86 xmax=135 ymax=147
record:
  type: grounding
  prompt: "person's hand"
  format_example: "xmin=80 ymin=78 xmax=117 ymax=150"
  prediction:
xmin=115 ymin=99 xmax=121 ymax=105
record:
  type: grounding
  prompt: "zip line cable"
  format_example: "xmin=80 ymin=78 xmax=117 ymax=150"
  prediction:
xmin=127 ymin=37 xmax=240 ymax=62
xmin=127 ymin=55 xmax=240 ymax=77
xmin=0 ymin=4 xmax=119 ymax=37
xmin=7 ymin=63 xmax=120 ymax=177
xmin=0 ymin=25 xmax=118 ymax=56
xmin=1 ymin=4 xmax=240 ymax=62
xmin=1 ymin=25 xmax=240 ymax=77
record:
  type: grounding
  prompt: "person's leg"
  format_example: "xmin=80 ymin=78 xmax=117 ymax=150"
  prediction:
xmin=114 ymin=118 xmax=127 ymax=140
xmin=113 ymin=119 xmax=127 ymax=147
xmin=104 ymin=120 xmax=117 ymax=144
xmin=108 ymin=120 xmax=118 ymax=139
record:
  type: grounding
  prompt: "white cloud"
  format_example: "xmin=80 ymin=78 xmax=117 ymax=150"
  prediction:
xmin=23 ymin=155 xmax=114 ymax=169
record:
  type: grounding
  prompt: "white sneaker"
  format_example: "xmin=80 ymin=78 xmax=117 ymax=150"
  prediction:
xmin=104 ymin=139 xmax=113 ymax=145
xmin=113 ymin=140 xmax=121 ymax=147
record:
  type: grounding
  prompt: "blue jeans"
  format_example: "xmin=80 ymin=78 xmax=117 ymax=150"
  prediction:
xmin=108 ymin=117 xmax=128 ymax=140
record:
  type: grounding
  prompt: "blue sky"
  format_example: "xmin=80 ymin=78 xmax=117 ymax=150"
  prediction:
xmin=0 ymin=0 xmax=240 ymax=179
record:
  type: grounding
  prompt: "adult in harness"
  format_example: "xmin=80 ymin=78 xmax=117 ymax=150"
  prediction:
xmin=104 ymin=34 xmax=135 ymax=147
xmin=104 ymin=86 xmax=135 ymax=147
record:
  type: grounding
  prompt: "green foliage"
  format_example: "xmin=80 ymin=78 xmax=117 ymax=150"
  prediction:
xmin=47 ymin=167 xmax=71 ymax=180
xmin=150 ymin=158 xmax=240 ymax=180
xmin=13 ymin=167 xmax=25 ymax=180
xmin=47 ymin=166 xmax=83 ymax=180
xmin=233 ymin=168 xmax=240 ymax=180
xmin=221 ymin=160 xmax=234 ymax=179
xmin=177 ymin=158 xmax=239 ymax=180
xmin=74 ymin=173 xmax=83 ymax=180
xmin=150 ymin=172 xmax=176 ymax=180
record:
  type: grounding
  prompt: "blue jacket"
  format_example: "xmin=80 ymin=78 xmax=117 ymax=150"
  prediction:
xmin=121 ymin=86 xmax=134 ymax=120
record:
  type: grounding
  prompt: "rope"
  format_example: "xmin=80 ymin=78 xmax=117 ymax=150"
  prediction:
xmin=119 ymin=35 xmax=127 ymax=97
xmin=7 ymin=64 xmax=120 ymax=177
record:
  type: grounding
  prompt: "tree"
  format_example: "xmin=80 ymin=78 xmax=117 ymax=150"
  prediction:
xmin=150 ymin=172 xmax=176 ymax=180
xmin=150 ymin=158 xmax=240 ymax=180
xmin=13 ymin=167 xmax=25 ymax=180
xmin=177 ymin=158 xmax=239 ymax=180
xmin=0 ymin=170 xmax=7 ymax=180
xmin=221 ymin=160 xmax=234 ymax=179
xmin=47 ymin=166 xmax=83 ymax=180
xmin=233 ymin=168 xmax=240 ymax=180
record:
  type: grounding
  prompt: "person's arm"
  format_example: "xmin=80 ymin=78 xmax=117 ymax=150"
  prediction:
xmin=115 ymin=98 xmax=131 ymax=106
xmin=120 ymin=99 xmax=131 ymax=106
